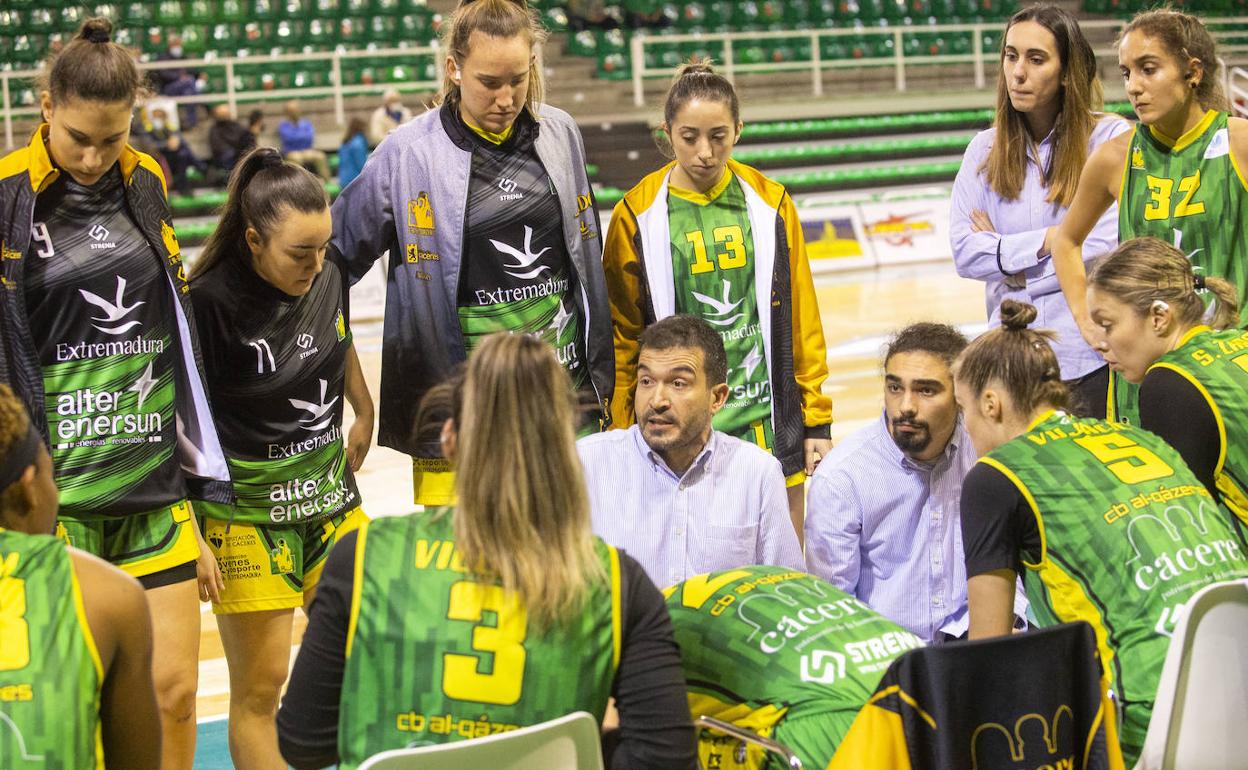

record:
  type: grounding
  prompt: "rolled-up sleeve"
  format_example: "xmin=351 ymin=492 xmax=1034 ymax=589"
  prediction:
xmin=804 ymin=470 xmax=862 ymax=592
xmin=755 ymin=461 xmax=804 ymax=571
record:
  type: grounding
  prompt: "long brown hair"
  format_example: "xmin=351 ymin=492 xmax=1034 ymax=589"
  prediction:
xmin=38 ymin=17 xmax=149 ymax=108
xmin=0 ymin=385 xmax=36 ymax=525
xmin=954 ymin=300 xmax=1071 ymax=414
xmin=983 ymin=5 xmax=1103 ymax=206
xmin=1120 ymin=8 xmax=1229 ymax=112
xmin=436 ymin=0 xmax=547 ymax=119
xmin=1089 ymin=236 xmax=1239 ymax=331
xmin=449 ymin=333 xmax=603 ymax=628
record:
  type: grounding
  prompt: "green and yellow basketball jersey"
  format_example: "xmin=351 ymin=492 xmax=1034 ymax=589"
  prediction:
xmin=0 ymin=529 xmax=103 ymax=769
xmin=337 ymin=511 xmax=620 ymax=770
xmin=665 ymin=566 xmax=922 ymax=770
xmin=1150 ymin=325 xmax=1248 ymax=524
xmin=980 ymin=411 xmax=1248 ymax=760
xmin=1119 ymin=111 xmax=1248 ymax=326
xmin=1106 ymin=368 xmax=1139 ymax=427
xmin=668 ymin=172 xmax=774 ymax=450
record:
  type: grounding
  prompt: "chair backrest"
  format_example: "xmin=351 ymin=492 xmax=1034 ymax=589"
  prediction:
xmin=357 ymin=711 xmax=605 ymax=770
xmin=1135 ymin=578 xmax=1248 ymax=770
xmin=695 ymin=715 xmax=803 ymax=770
xmin=828 ymin=622 xmax=1124 ymax=770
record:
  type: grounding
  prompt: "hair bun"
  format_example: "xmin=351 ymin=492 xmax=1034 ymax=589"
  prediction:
xmin=999 ymin=299 xmax=1038 ymax=331
xmin=80 ymin=18 xmax=113 ymax=44
xmin=678 ymin=57 xmax=717 ymax=77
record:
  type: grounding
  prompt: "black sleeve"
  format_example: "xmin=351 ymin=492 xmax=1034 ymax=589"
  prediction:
xmin=961 ymin=463 xmax=1040 ymax=578
xmin=1139 ymin=367 xmax=1221 ymax=497
xmin=277 ymin=528 xmax=356 ymax=769
xmin=330 ymin=251 xmax=352 ymax=331
xmin=610 ymin=552 xmax=698 ymax=770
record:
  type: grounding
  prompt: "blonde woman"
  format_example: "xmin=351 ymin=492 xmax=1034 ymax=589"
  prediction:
xmin=277 ymin=333 xmax=696 ymax=770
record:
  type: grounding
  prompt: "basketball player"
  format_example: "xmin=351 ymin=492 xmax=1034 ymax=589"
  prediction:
xmin=1051 ymin=8 xmax=1248 ymax=423
xmin=189 ymin=147 xmax=372 ymax=769
xmin=0 ymin=18 xmax=231 ymax=767
xmin=950 ymin=5 xmax=1128 ymax=417
xmin=1088 ymin=237 xmax=1248 ymax=528
xmin=328 ymin=0 xmax=613 ymax=507
xmin=0 ymin=383 xmax=161 ymax=768
xmin=956 ymin=299 xmax=1248 ymax=764
xmin=276 ymin=334 xmax=696 ymax=769
xmin=603 ymin=60 xmax=833 ymax=537
xmin=666 ymin=565 xmax=922 ymax=770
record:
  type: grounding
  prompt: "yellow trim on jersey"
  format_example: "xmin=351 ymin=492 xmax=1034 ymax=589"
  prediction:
xmin=977 ymin=456 xmax=1047 ymax=570
xmin=688 ymin=692 xmax=788 ymax=734
xmin=1106 ymin=370 xmax=1119 ymax=422
xmin=0 ymin=125 xmax=167 ymax=197
xmin=69 ymin=565 xmax=107 ymax=770
xmin=866 ymin=685 xmax=937 ymax=730
xmin=1118 ymin=126 xmax=1136 ymax=205
xmin=668 ymin=167 xmax=733 ymax=206
xmin=1175 ymin=324 xmax=1212 ymax=348
xmin=1148 ymin=109 xmax=1217 ymax=153
xmin=1229 ymin=126 xmax=1248 ymax=192
xmin=608 ymin=544 xmax=622 ymax=669
xmin=344 ymin=520 xmax=370 ymax=659
xmin=1026 ymin=408 xmax=1058 ymax=431
xmin=463 ymin=118 xmax=514 ymax=146
xmin=1034 ymin=556 xmax=1120 ymax=693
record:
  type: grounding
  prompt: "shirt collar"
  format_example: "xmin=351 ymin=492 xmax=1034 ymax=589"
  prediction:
xmin=25 ymin=124 xmax=146 ymax=195
xmin=631 ymin=423 xmax=717 ymax=480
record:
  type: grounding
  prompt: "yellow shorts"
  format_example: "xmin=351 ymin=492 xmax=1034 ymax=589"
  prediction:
xmin=413 ymin=457 xmax=456 ymax=506
xmin=57 ymin=500 xmax=200 ymax=583
xmin=202 ymin=506 xmax=368 ymax=614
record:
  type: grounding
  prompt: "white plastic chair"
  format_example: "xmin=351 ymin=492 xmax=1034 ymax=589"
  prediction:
xmin=358 ymin=711 xmax=603 ymax=770
xmin=1135 ymin=578 xmax=1248 ymax=770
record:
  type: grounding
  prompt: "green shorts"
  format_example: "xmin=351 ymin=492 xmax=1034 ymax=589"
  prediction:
xmin=56 ymin=500 xmax=199 ymax=588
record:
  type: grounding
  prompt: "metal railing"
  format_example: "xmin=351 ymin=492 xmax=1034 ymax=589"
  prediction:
xmin=628 ymin=17 xmax=1248 ymax=106
xmin=1232 ymin=66 xmax=1248 ymax=119
xmin=1 ymin=43 xmax=442 ymax=150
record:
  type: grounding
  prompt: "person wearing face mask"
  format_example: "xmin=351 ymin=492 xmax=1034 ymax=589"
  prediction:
xmin=603 ymin=60 xmax=832 ymax=541
xmin=1051 ymin=8 xmax=1248 ymax=425
xmin=1087 ymin=236 xmax=1248 ymax=529
xmin=188 ymin=147 xmax=373 ymax=769
xmin=0 ymin=18 xmax=232 ymax=769
xmin=950 ymin=5 xmax=1127 ymax=419
xmin=329 ymin=0 xmax=612 ymax=508
xmin=368 ymin=88 xmax=413 ymax=146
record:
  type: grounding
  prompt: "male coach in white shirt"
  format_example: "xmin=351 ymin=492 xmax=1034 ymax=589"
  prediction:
xmin=578 ymin=315 xmax=804 ymax=588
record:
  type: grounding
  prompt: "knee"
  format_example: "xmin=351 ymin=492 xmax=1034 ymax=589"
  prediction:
xmin=234 ymin=663 xmax=289 ymax=716
xmin=154 ymin=667 xmax=199 ymax=722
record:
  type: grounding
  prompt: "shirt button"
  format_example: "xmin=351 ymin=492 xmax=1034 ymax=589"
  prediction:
xmin=931 ymin=597 xmax=941 ymax=606
xmin=675 ymin=528 xmax=684 ymax=536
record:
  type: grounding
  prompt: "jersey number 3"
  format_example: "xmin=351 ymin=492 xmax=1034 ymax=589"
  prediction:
xmin=1144 ymin=171 xmax=1207 ymax=221
xmin=442 ymin=581 xmax=527 ymax=706
xmin=0 ymin=554 xmax=30 ymax=671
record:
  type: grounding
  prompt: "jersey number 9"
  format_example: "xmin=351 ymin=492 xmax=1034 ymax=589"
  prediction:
xmin=442 ymin=581 xmax=527 ymax=706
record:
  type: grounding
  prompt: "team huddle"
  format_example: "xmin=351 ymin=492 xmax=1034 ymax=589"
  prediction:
xmin=0 ymin=0 xmax=1246 ymax=768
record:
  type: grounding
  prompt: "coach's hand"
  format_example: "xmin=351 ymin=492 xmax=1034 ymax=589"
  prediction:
xmin=804 ymin=438 xmax=833 ymax=476
xmin=347 ymin=411 xmax=374 ymax=472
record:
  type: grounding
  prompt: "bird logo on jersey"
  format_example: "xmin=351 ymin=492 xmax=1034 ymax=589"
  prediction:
xmin=79 ymin=276 xmax=145 ymax=336
xmin=289 ymin=379 xmax=339 ymax=432
xmin=408 ymin=193 xmax=435 ymax=235
xmin=492 ymin=225 xmax=552 ymax=280
xmin=692 ymin=279 xmax=745 ymax=328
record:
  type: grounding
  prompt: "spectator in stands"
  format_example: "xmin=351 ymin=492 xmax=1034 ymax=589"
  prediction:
xmin=154 ymin=34 xmax=206 ymax=129
xmin=278 ymin=100 xmax=330 ymax=180
xmin=146 ymin=107 xmax=201 ymax=196
xmin=248 ymin=109 xmax=266 ymax=140
xmin=207 ymin=103 xmax=256 ymax=176
xmin=368 ymin=88 xmax=412 ymax=146
xmin=338 ymin=117 xmax=369 ymax=187
xmin=328 ymin=0 xmax=613 ymax=511
xmin=624 ymin=0 xmax=669 ymax=28
xmin=578 ymin=315 xmax=803 ymax=588
xmin=806 ymin=323 xmax=985 ymax=643
xmin=950 ymin=5 xmax=1127 ymax=419
xmin=567 ymin=0 xmax=620 ymax=30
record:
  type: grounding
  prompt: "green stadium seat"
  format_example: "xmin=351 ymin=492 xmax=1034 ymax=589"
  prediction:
xmin=60 ymin=6 xmax=85 ymax=33
xmin=181 ymin=24 xmax=208 ymax=53
xmin=338 ymin=17 xmax=368 ymax=45
xmin=312 ymin=0 xmax=342 ymax=17
xmin=187 ymin=0 xmax=216 ymax=23
xmin=597 ymin=52 xmax=630 ymax=79
xmin=250 ymin=0 xmax=278 ymax=20
xmin=27 ymin=8 xmax=56 ymax=32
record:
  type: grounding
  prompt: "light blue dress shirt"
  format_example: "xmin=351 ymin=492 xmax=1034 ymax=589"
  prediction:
xmin=577 ymin=425 xmax=804 ymax=589
xmin=805 ymin=414 xmax=977 ymax=642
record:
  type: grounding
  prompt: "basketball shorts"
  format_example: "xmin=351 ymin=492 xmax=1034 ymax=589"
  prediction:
xmin=57 ymin=500 xmax=199 ymax=589
xmin=202 ymin=506 xmax=368 ymax=614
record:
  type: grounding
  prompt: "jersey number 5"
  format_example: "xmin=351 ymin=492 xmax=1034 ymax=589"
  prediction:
xmin=442 ymin=581 xmax=527 ymax=706
xmin=1073 ymin=434 xmax=1174 ymax=485
xmin=0 ymin=556 xmax=30 ymax=671
xmin=1144 ymin=171 xmax=1207 ymax=221
xmin=686 ymin=225 xmax=747 ymax=275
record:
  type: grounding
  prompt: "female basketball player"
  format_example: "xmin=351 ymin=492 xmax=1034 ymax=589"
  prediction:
xmin=603 ymin=60 xmax=832 ymax=534
xmin=1051 ymin=9 xmax=1248 ymax=422
xmin=276 ymin=333 xmax=696 ymax=769
xmin=189 ymin=147 xmax=373 ymax=769
xmin=1087 ymin=236 xmax=1248 ymax=527
xmin=951 ymin=5 xmax=1128 ymax=417
xmin=955 ymin=299 xmax=1248 ymax=764
xmin=329 ymin=0 xmax=613 ymax=507
xmin=0 ymin=18 xmax=231 ymax=768
xmin=0 ymin=383 xmax=161 ymax=769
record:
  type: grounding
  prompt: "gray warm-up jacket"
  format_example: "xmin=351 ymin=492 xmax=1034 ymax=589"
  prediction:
xmin=329 ymin=102 xmax=612 ymax=458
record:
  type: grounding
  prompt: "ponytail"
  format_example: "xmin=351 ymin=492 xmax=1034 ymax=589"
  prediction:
xmin=954 ymin=300 xmax=1071 ymax=414
xmin=192 ymin=147 xmax=329 ymax=279
xmin=38 ymin=17 xmax=149 ymax=108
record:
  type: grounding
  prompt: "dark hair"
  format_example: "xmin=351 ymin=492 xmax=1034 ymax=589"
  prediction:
xmin=248 ymin=109 xmax=265 ymax=128
xmin=985 ymin=5 xmax=1104 ymax=206
xmin=1121 ymin=8 xmax=1228 ymax=112
xmin=0 ymin=384 xmax=35 ymax=522
xmin=192 ymin=147 xmax=329 ymax=278
xmin=954 ymin=300 xmax=1070 ymax=413
xmin=658 ymin=58 xmax=740 ymax=157
xmin=884 ymin=323 xmax=970 ymax=369
xmin=638 ymin=315 xmax=729 ymax=386
xmin=1090 ymin=236 xmax=1239 ymax=331
xmin=416 ymin=364 xmax=467 ymax=449
xmin=38 ymin=17 xmax=148 ymax=107
xmin=342 ymin=116 xmax=368 ymax=145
